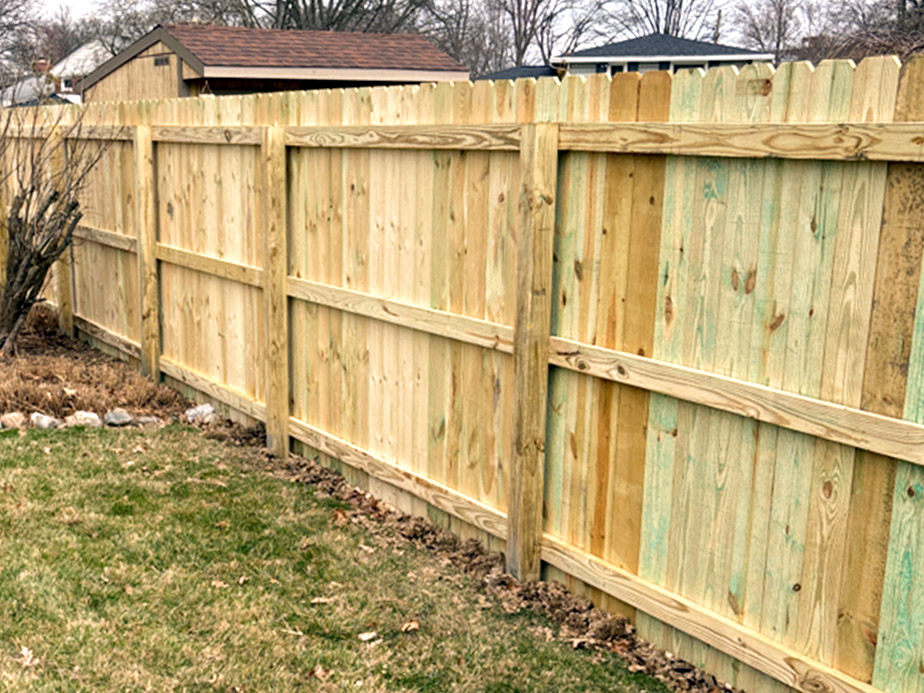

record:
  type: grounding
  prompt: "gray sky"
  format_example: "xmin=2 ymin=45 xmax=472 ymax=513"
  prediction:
xmin=46 ymin=0 xmax=97 ymax=19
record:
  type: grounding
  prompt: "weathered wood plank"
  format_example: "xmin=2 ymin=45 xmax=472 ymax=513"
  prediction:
xmin=285 ymin=123 xmax=521 ymax=150
xmin=74 ymin=315 xmax=141 ymax=360
xmin=74 ymin=224 xmax=138 ymax=253
xmin=262 ymin=125 xmax=289 ymax=458
xmin=288 ymin=416 xmax=509 ymax=540
xmin=159 ymin=355 xmax=266 ymax=421
xmin=134 ymin=124 xmax=158 ymax=379
xmin=559 ymin=121 xmax=924 ymax=161
xmin=154 ymin=243 xmax=263 ymax=287
xmin=287 ymin=275 xmax=514 ymax=351
xmin=550 ymin=337 xmax=924 ymax=464
xmin=151 ymin=125 xmax=263 ymax=145
xmin=506 ymin=121 xmax=560 ymax=580
xmin=873 ymin=55 xmax=924 ymax=693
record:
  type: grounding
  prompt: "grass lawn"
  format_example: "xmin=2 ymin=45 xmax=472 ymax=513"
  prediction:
xmin=0 ymin=424 xmax=668 ymax=692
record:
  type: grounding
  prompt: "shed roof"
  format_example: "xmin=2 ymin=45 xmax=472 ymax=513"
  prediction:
xmin=82 ymin=24 xmax=468 ymax=91
xmin=164 ymin=24 xmax=466 ymax=71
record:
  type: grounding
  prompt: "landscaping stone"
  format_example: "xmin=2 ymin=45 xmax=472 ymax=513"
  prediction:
xmin=185 ymin=403 xmax=214 ymax=424
xmin=1 ymin=412 xmax=26 ymax=429
xmin=30 ymin=412 xmax=61 ymax=429
xmin=64 ymin=411 xmax=102 ymax=428
xmin=136 ymin=416 xmax=161 ymax=427
xmin=103 ymin=408 xmax=134 ymax=427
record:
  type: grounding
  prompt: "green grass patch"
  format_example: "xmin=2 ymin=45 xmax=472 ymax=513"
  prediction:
xmin=0 ymin=425 xmax=668 ymax=692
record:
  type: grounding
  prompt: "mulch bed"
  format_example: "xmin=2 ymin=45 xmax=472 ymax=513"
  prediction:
xmin=1 ymin=306 xmax=737 ymax=693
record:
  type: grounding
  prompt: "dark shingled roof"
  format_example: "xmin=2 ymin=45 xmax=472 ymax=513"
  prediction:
xmin=163 ymin=24 xmax=467 ymax=72
xmin=564 ymin=33 xmax=764 ymax=59
xmin=475 ymin=65 xmax=557 ymax=81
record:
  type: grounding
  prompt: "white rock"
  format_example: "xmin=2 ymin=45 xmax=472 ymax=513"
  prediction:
xmin=103 ymin=408 xmax=134 ymax=427
xmin=30 ymin=412 xmax=61 ymax=429
xmin=64 ymin=411 xmax=102 ymax=428
xmin=185 ymin=403 xmax=215 ymax=423
xmin=136 ymin=416 xmax=161 ymax=427
xmin=1 ymin=412 xmax=26 ymax=429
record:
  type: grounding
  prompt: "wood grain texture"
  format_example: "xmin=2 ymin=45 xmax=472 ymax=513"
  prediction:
xmin=549 ymin=337 xmax=924 ymax=463
xmin=506 ymin=122 xmax=559 ymax=580
xmin=159 ymin=355 xmax=266 ymax=421
xmin=154 ymin=243 xmax=262 ymax=286
xmin=289 ymin=416 xmax=509 ymax=540
xmin=872 ymin=55 xmax=924 ymax=693
xmin=134 ymin=124 xmax=158 ymax=379
xmin=74 ymin=315 xmax=141 ymax=360
xmin=560 ymin=120 xmax=924 ymax=161
xmin=74 ymin=224 xmax=139 ymax=253
xmin=262 ymin=125 xmax=288 ymax=457
xmin=285 ymin=123 xmax=521 ymax=150
xmin=286 ymin=277 xmax=514 ymax=352
xmin=151 ymin=125 xmax=263 ymax=145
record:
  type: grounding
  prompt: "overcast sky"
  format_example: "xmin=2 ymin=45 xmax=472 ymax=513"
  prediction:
xmin=47 ymin=0 xmax=97 ymax=19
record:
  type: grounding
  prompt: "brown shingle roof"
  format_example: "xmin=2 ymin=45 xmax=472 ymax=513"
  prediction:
xmin=164 ymin=24 xmax=466 ymax=72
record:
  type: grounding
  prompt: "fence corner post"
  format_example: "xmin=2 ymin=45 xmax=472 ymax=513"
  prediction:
xmin=262 ymin=125 xmax=289 ymax=458
xmin=507 ymin=122 xmax=559 ymax=581
xmin=134 ymin=124 xmax=159 ymax=379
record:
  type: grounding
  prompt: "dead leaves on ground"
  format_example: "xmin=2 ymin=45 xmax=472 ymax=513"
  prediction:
xmin=17 ymin=646 xmax=39 ymax=668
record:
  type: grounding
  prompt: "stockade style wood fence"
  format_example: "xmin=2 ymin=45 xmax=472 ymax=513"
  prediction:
xmin=12 ymin=54 xmax=924 ymax=693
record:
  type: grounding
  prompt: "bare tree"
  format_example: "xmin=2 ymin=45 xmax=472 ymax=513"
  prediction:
xmin=597 ymin=0 xmax=722 ymax=40
xmin=260 ymin=0 xmax=428 ymax=31
xmin=533 ymin=0 xmax=601 ymax=63
xmin=733 ymin=0 xmax=804 ymax=62
xmin=420 ymin=0 xmax=512 ymax=74
xmin=0 ymin=0 xmax=36 ymax=76
xmin=0 ymin=106 xmax=112 ymax=355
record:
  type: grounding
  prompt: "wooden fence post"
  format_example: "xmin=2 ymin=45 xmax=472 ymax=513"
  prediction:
xmin=50 ymin=128 xmax=73 ymax=335
xmin=262 ymin=125 xmax=289 ymax=458
xmin=134 ymin=124 xmax=159 ymax=379
xmin=506 ymin=122 xmax=560 ymax=581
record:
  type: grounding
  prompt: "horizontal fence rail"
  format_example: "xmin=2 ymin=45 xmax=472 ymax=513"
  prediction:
xmin=14 ymin=121 xmax=924 ymax=161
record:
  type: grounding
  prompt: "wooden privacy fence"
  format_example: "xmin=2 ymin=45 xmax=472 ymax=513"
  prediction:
xmin=18 ymin=55 xmax=924 ymax=693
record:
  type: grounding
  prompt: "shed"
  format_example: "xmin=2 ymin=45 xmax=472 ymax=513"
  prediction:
xmin=80 ymin=24 xmax=469 ymax=102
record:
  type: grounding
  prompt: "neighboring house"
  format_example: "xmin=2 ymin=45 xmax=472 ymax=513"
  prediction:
xmin=54 ymin=40 xmax=111 ymax=102
xmin=0 ymin=72 xmax=57 ymax=107
xmin=552 ymin=33 xmax=773 ymax=75
xmin=80 ymin=24 xmax=470 ymax=102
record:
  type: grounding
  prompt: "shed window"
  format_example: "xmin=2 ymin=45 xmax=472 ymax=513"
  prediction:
xmin=154 ymin=56 xmax=169 ymax=66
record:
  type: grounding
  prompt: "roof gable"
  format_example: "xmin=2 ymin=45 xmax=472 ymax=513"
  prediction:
xmin=562 ymin=33 xmax=765 ymax=59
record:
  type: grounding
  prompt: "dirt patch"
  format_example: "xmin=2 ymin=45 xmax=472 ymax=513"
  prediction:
xmin=0 ymin=306 xmax=189 ymax=419
xmin=275 ymin=455 xmax=738 ymax=693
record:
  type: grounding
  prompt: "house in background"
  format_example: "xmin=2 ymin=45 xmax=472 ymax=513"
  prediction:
xmin=54 ymin=40 xmax=111 ymax=102
xmin=552 ymin=33 xmax=773 ymax=75
xmin=80 ymin=24 xmax=469 ymax=102
xmin=477 ymin=33 xmax=772 ymax=82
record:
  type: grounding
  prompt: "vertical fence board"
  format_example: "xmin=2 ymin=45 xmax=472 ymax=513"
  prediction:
xmin=263 ymin=125 xmax=288 ymax=457
xmin=506 ymin=121 xmax=559 ymax=580
xmin=873 ymin=55 xmax=924 ymax=692
xmin=134 ymin=124 xmax=158 ymax=378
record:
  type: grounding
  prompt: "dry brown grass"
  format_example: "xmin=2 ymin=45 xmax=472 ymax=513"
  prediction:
xmin=0 ymin=305 xmax=188 ymax=419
